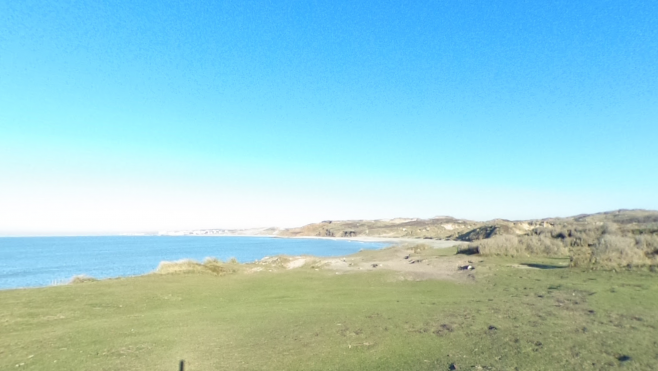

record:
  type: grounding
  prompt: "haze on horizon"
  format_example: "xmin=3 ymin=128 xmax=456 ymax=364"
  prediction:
xmin=1 ymin=1 xmax=657 ymax=236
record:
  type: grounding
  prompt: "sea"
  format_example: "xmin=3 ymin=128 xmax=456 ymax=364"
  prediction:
xmin=0 ymin=236 xmax=389 ymax=290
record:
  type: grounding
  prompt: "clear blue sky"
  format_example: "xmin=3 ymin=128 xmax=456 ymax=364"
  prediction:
xmin=1 ymin=1 xmax=657 ymax=234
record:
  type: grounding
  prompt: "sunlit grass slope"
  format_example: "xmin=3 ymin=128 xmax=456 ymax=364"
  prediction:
xmin=2 ymin=260 xmax=657 ymax=370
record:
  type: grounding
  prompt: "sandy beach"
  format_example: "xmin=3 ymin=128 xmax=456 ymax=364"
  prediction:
xmin=273 ymin=235 xmax=466 ymax=248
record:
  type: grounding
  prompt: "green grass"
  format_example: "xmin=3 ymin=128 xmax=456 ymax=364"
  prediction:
xmin=2 ymin=258 xmax=658 ymax=370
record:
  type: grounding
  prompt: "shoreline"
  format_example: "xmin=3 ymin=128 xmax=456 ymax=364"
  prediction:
xmin=271 ymin=235 xmax=465 ymax=248
xmin=152 ymin=233 xmax=466 ymax=248
xmin=0 ymin=236 xmax=464 ymax=291
xmin=1 ymin=233 xmax=466 ymax=248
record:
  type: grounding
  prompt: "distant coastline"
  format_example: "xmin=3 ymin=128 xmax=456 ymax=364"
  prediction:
xmin=0 ymin=236 xmax=393 ymax=290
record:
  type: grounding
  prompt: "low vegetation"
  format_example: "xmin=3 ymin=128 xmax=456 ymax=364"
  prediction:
xmin=461 ymin=235 xmax=568 ymax=257
xmin=189 ymin=210 xmax=658 ymax=269
xmin=3 ymin=210 xmax=657 ymax=369
xmin=154 ymin=257 xmax=239 ymax=275
xmin=276 ymin=209 xmax=658 ymax=269
xmin=2 ymin=245 xmax=657 ymax=370
xmin=461 ymin=222 xmax=658 ymax=270
xmin=67 ymin=274 xmax=98 ymax=284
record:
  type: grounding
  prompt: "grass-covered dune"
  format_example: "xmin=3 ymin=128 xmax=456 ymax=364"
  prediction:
xmin=460 ymin=221 xmax=658 ymax=269
xmin=178 ymin=210 xmax=658 ymax=269
xmin=275 ymin=210 xmax=658 ymax=241
xmin=272 ymin=209 xmax=658 ymax=270
xmin=2 ymin=246 xmax=658 ymax=370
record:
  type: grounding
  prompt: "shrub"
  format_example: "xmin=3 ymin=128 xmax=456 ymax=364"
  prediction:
xmin=522 ymin=235 xmax=568 ymax=256
xmin=467 ymin=235 xmax=521 ymax=257
xmin=203 ymin=257 xmax=222 ymax=264
xmin=68 ymin=275 xmax=98 ymax=284
xmin=155 ymin=259 xmax=231 ymax=275
xmin=635 ymin=234 xmax=658 ymax=259
xmin=592 ymin=235 xmax=647 ymax=267
xmin=456 ymin=245 xmax=479 ymax=255
xmin=569 ymin=245 xmax=593 ymax=268
xmin=457 ymin=214 xmax=658 ymax=269
xmin=409 ymin=244 xmax=430 ymax=254
xmin=464 ymin=235 xmax=568 ymax=258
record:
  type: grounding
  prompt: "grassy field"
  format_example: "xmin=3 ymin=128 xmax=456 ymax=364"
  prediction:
xmin=2 ymin=250 xmax=658 ymax=370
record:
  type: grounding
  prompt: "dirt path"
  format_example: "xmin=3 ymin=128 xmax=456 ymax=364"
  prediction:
xmin=254 ymin=240 xmax=479 ymax=282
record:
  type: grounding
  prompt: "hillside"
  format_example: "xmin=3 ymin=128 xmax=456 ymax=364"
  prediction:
xmin=277 ymin=210 xmax=658 ymax=268
xmin=276 ymin=209 xmax=658 ymax=241
xmin=165 ymin=210 xmax=658 ymax=268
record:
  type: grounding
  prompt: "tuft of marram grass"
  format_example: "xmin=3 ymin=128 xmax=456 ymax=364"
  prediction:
xmin=203 ymin=257 xmax=222 ymax=264
xmin=154 ymin=258 xmax=233 ymax=276
xmin=408 ymin=244 xmax=430 ymax=254
xmin=68 ymin=275 xmax=98 ymax=284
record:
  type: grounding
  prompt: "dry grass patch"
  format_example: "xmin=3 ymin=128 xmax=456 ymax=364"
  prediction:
xmin=68 ymin=274 xmax=98 ymax=284
xmin=153 ymin=257 xmax=236 ymax=275
xmin=460 ymin=227 xmax=658 ymax=270
xmin=408 ymin=243 xmax=431 ymax=254
xmin=462 ymin=235 xmax=568 ymax=258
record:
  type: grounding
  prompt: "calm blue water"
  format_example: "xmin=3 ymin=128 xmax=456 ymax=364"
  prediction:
xmin=0 ymin=236 xmax=388 ymax=290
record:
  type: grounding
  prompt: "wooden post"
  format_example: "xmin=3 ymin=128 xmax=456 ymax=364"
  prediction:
xmin=179 ymin=360 xmax=185 ymax=371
